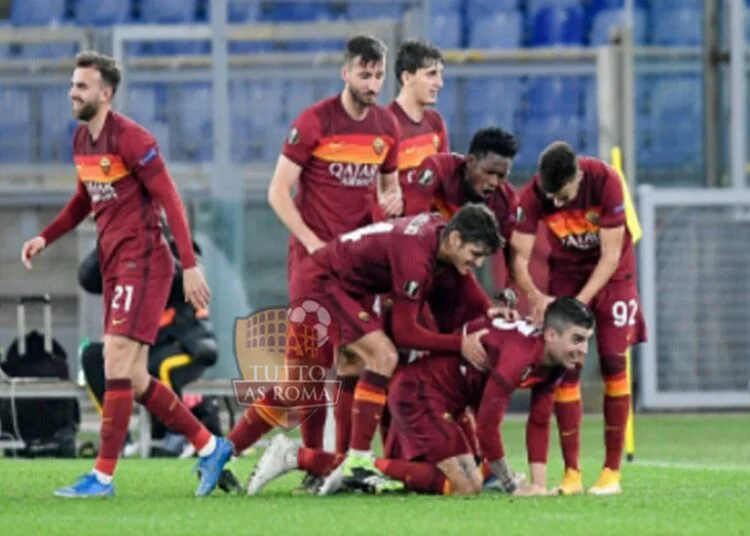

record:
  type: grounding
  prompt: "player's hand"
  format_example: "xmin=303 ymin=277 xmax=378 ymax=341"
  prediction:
xmin=486 ymin=306 xmax=520 ymax=322
xmin=183 ymin=266 xmax=211 ymax=312
xmin=20 ymin=236 xmax=46 ymax=270
xmin=305 ymin=236 xmax=326 ymax=255
xmin=512 ymin=483 xmax=552 ymax=497
xmin=379 ymin=190 xmax=403 ymax=218
xmin=529 ymin=292 xmax=554 ymax=326
xmin=461 ymin=328 xmax=488 ymax=371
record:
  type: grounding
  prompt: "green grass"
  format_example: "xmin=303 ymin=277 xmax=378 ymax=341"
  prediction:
xmin=1 ymin=414 xmax=749 ymax=536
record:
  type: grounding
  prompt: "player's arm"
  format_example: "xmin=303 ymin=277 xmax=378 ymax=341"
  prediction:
xmin=122 ymin=128 xmax=210 ymax=311
xmin=575 ymin=168 xmax=627 ymax=305
xmin=406 ymin=157 xmax=439 ymax=215
xmin=474 ymin=369 xmax=516 ymax=491
xmin=525 ymin=383 xmax=555 ymax=490
xmin=268 ymin=155 xmax=325 ymax=254
xmin=376 ymin=118 xmax=403 ymax=217
xmin=510 ymin=230 xmax=542 ymax=299
xmin=22 ymin=179 xmax=91 ymax=269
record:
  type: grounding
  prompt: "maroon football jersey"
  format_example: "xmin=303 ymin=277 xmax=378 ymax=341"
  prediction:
xmin=281 ymin=95 xmax=400 ymax=249
xmin=387 ymin=102 xmax=448 ymax=187
xmin=515 ymin=156 xmax=635 ymax=281
xmin=72 ymin=111 xmax=172 ymax=276
xmin=410 ymin=153 xmax=519 ymax=247
xmin=308 ymin=212 xmax=446 ymax=303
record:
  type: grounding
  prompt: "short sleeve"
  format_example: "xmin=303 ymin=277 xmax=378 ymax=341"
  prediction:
xmin=407 ymin=156 xmax=441 ymax=214
xmin=281 ymin=107 xmax=322 ymax=168
xmin=514 ymin=179 xmax=544 ymax=234
xmin=379 ymin=115 xmax=400 ymax=174
xmin=598 ymin=164 xmax=627 ymax=228
xmin=119 ymin=126 xmax=165 ymax=181
xmin=499 ymin=184 xmax=520 ymax=243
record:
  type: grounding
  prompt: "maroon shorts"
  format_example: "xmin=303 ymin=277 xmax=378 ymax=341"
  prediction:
xmin=386 ymin=371 xmax=471 ymax=463
xmin=103 ymin=272 xmax=173 ymax=345
xmin=549 ymin=277 xmax=647 ymax=356
xmin=288 ymin=261 xmax=383 ymax=369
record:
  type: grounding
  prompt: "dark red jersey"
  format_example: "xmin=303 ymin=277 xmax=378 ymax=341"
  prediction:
xmin=515 ymin=156 xmax=635 ymax=281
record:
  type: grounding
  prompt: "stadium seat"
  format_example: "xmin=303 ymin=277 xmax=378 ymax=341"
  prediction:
xmin=589 ymin=0 xmax=648 ymax=14
xmin=645 ymin=77 xmax=702 ymax=166
xmin=531 ymin=5 xmax=585 ymax=47
xmin=590 ymin=8 xmax=647 ymax=45
xmin=651 ymin=7 xmax=702 ymax=46
xmin=0 ymin=86 xmax=32 ymax=162
xmin=259 ymin=2 xmax=334 ymax=22
xmin=468 ymin=11 xmax=523 ymax=49
xmin=347 ymin=2 xmax=404 ymax=20
xmin=18 ymin=43 xmax=79 ymax=59
xmin=75 ymin=0 xmax=131 ymax=25
xmin=466 ymin=0 xmax=518 ymax=20
xmin=283 ymin=80 xmax=315 ymax=121
xmin=126 ymin=84 xmax=161 ymax=126
xmin=430 ymin=12 xmax=461 ymax=49
xmin=40 ymin=86 xmax=75 ymax=162
xmin=526 ymin=76 xmax=583 ymax=115
xmin=10 ymin=0 xmax=67 ymax=26
xmin=466 ymin=77 xmax=523 ymax=115
xmin=527 ymin=0 xmax=582 ymax=17
xmin=514 ymin=113 xmax=583 ymax=168
xmin=227 ymin=0 xmax=260 ymax=22
xmin=138 ymin=0 xmax=197 ymax=23
xmin=177 ymin=84 xmax=212 ymax=161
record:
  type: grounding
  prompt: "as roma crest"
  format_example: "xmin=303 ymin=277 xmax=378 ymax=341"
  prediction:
xmin=586 ymin=210 xmax=600 ymax=225
xmin=432 ymin=134 xmax=440 ymax=149
xmin=100 ymin=157 xmax=111 ymax=176
xmin=372 ymin=137 xmax=385 ymax=155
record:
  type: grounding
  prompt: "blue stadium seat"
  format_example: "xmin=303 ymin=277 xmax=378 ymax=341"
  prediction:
xmin=531 ymin=6 xmax=585 ymax=47
xmin=469 ymin=11 xmax=523 ymax=49
xmin=466 ymin=0 xmax=518 ymax=20
xmin=590 ymin=8 xmax=647 ymax=45
xmin=126 ymin=84 xmax=161 ymax=126
xmin=285 ymin=39 xmax=345 ymax=52
xmin=645 ymin=77 xmax=702 ymax=166
xmin=227 ymin=0 xmax=260 ymax=22
xmin=526 ymin=76 xmax=583 ymax=115
xmin=466 ymin=77 xmax=523 ymax=139
xmin=259 ymin=2 xmax=334 ymax=22
xmin=11 ymin=0 xmax=67 ymax=26
xmin=283 ymin=80 xmax=315 ymax=121
xmin=40 ymin=86 xmax=75 ymax=162
xmin=515 ymin=113 xmax=583 ymax=167
xmin=651 ymin=7 xmax=702 ymax=46
xmin=177 ymin=84 xmax=212 ymax=161
xmin=0 ymin=86 xmax=32 ymax=162
xmin=347 ymin=2 xmax=404 ymax=20
xmin=430 ymin=0 xmax=462 ymax=11
xmin=19 ymin=43 xmax=79 ymax=59
xmin=75 ymin=0 xmax=131 ymax=25
xmin=430 ymin=12 xmax=461 ymax=49
xmin=436 ymin=76 xmax=457 ymax=115
xmin=527 ymin=0 xmax=582 ymax=17
xmin=589 ymin=0 xmax=648 ymax=14
xmin=139 ymin=0 xmax=197 ymax=22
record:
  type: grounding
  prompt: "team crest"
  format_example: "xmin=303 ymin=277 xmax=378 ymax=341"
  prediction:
xmin=100 ymin=157 xmax=111 ymax=176
xmin=418 ymin=168 xmax=434 ymax=186
xmin=372 ymin=137 xmax=385 ymax=155
xmin=404 ymin=280 xmax=420 ymax=298
xmin=432 ymin=134 xmax=440 ymax=149
xmin=358 ymin=311 xmax=371 ymax=322
xmin=586 ymin=210 xmax=600 ymax=225
xmin=232 ymin=303 xmax=342 ymax=428
xmin=287 ymin=127 xmax=300 ymax=145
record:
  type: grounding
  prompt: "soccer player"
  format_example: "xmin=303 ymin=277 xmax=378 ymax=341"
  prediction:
xmin=226 ymin=205 xmax=501 ymax=491
xmin=511 ymin=141 xmax=648 ymax=496
xmin=265 ymin=35 xmax=402 ymax=469
xmin=20 ymin=51 xmax=230 ymax=498
xmin=246 ymin=297 xmax=594 ymax=497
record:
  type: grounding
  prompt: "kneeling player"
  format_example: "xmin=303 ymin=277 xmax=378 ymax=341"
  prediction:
xmin=246 ymin=298 xmax=594 ymax=496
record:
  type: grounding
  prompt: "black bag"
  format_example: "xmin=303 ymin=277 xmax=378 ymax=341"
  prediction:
xmin=1 ymin=296 xmax=80 ymax=458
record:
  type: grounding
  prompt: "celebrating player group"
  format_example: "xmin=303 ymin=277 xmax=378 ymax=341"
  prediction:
xmin=20 ymin=34 xmax=646 ymax=499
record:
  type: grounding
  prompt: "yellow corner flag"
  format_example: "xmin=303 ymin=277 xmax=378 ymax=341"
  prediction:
xmin=611 ymin=146 xmax=639 ymax=462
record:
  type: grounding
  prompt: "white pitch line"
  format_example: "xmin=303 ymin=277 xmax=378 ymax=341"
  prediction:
xmin=633 ymin=460 xmax=750 ymax=472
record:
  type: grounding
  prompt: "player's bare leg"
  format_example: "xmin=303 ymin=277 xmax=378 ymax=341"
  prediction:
xmin=318 ymin=330 xmax=401 ymax=495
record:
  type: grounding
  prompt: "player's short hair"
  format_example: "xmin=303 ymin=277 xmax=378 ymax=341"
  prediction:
xmin=468 ymin=127 xmax=519 ymax=160
xmin=395 ymin=39 xmax=443 ymax=85
xmin=543 ymin=297 xmax=595 ymax=333
xmin=75 ymin=51 xmax=122 ymax=96
xmin=344 ymin=35 xmax=387 ymax=66
xmin=444 ymin=203 xmax=502 ymax=254
xmin=538 ymin=141 xmax=578 ymax=194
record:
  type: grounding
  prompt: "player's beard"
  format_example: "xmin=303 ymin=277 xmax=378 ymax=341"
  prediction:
xmin=75 ymin=100 xmax=99 ymax=122
xmin=348 ymin=86 xmax=376 ymax=109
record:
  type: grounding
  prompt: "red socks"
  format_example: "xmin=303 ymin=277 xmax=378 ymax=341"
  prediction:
xmin=94 ymin=379 xmax=133 ymax=476
xmin=349 ymin=371 xmax=388 ymax=452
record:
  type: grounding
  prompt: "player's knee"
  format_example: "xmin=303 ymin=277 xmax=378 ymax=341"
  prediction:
xmin=450 ymin=475 xmax=482 ymax=496
xmin=599 ymin=353 xmax=626 ymax=377
xmin=375 ymin=344 xmax=398 ymax=376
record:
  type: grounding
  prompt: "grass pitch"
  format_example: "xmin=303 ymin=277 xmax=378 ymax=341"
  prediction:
xmin=1 ymin=414 xmax=748 ymax=536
